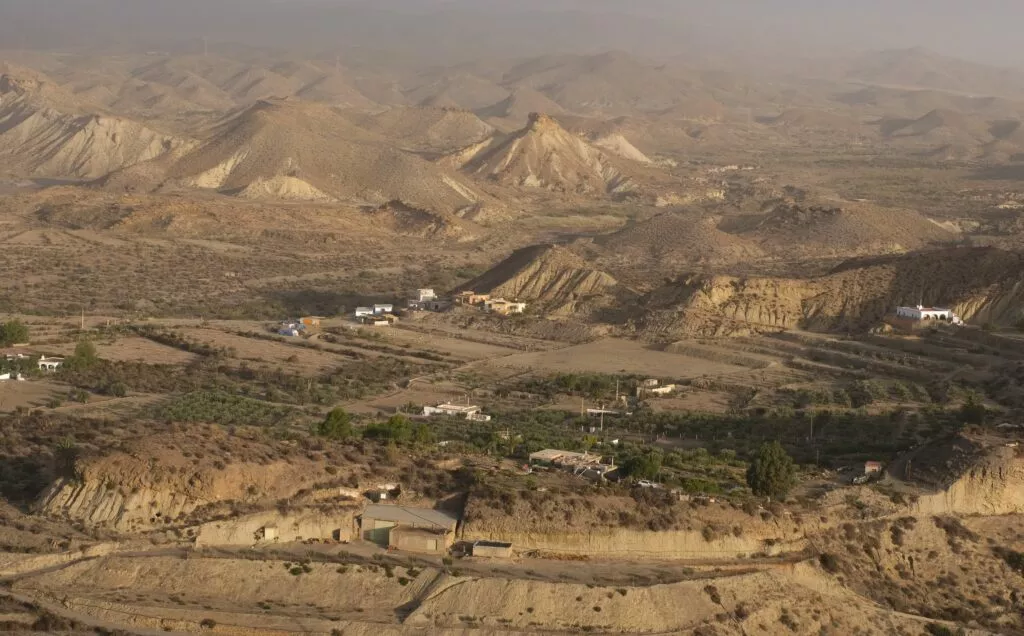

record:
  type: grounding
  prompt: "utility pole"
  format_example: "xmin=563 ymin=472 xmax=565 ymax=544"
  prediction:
xmin=599 ymin=404 xmax=605 ymax=433
xmin=80 ymin=306 xmax=85 ymax=332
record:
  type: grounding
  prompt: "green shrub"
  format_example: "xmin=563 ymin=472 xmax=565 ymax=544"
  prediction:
xmin=0 ymin=320 xmax=29 ymax=346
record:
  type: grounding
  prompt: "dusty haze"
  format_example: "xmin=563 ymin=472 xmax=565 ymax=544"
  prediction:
xmin=1 ymin=0 xmax=1022 ymax=67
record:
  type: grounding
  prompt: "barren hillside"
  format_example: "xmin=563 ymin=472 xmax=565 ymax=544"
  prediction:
xmin=741 ymin=200 xmax=957 ymax=258
xmin=354 ymin=106 xmax=495 ymax=153
xmin=152 ymin=99 xmax=488 ymax=213
xmin=475 ymin=87 xmax=569 ymax=127
xmin=597 ymin=211 xmax=766 ymax=267
xmin=502 ymin=51 xmax=691 ymax=114
xmin=0 ymin=68 xmax=190 ymax=179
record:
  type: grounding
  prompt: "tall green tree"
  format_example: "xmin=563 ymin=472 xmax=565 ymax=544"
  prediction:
xmin=0 ymin=320 xmax=29 ymax=347
xmin=621 ymin=451 xmax=663 ymax=480
xmin=64 ymin=340 xmax=99 ymax=371
xmin=316 ymin=407 xmax=353 ymax=440
xmin=746 ymin=441 xmax=797 ymax=500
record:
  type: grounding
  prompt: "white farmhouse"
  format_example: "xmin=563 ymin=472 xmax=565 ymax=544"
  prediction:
xmin=373 ymin=304 xmax=394 ymax=315
xmin=416 ymin=289 xmax=436 ymax=302
xmin=422 ymin=403 xmax=492 ymax=422
xmin=354 ymin=307 xmax=374 ymax=318
xmin=895 ymin=305 xmax=963 ymax=324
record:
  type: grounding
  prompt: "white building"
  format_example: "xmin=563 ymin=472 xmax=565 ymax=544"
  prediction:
xmin=484 ymin=298 xmax=527 ymax=315
xmin=649 ymin=384 xmax=677 ymax=396
xmin=422 ymin=403 xmax=492 ymax=422
xmin=373 ymin=304 xmax=394 ymax=315
xmin=895 ymin=305 xmax=963 ymax=324
xmin=354 ymin=307 xmax=374 ymax=318
xmin=416 ymin=289 xmax=436 ymax=302
xmin=38 ymin=356 xmax=63 ymax=371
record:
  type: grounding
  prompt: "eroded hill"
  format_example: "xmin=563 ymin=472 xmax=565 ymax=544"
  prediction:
xmin=456 ymin=244 xmax=630 ymax=316
xmin=449 ymin=113 xmax=636 ymax=196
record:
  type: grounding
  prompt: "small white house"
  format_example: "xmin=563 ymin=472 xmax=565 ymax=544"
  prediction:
xmin=895 ymin=305 xmax=960 ymax=323
xmin=354 ymin=307 xmax=374 ymax=318
xmin=38 ymin=356 xmax=63 ymax=372
xmin=422 ymin=403 xmax=491 ymax=422
xmin=416 ymin=289 xmax=436 ymax=302
xmin=373 ymin=304 xmax=394 ymax=315
xmin=649 ymin=384 xmax=677 ymax=396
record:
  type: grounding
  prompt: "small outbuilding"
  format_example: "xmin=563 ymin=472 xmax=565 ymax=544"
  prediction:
xmin=258 ymin=525 xmax=279 ymax=542
xmin=470 ymin=540 xmax=512 ymax=559
xmin=389 ymin=526 xmax=452 ymax=554
xmin=864 ymin=461 xmax=883 ymax=475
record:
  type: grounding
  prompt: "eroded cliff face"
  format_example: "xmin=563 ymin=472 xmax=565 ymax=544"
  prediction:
xmin=38 ymin=450 xmax=329 ymax=532
xmin=194 ymin=508 xmax=359 ymax=546
xmin=912 ymin=446 xmax=1024 ymax=516
xmin=463 ymin=527 xmax=801 ymax=560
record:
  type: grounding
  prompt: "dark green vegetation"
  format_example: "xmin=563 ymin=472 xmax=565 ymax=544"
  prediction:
xmin=745 ymin=442 xmax=797 ymax=499
xmin=315 ymin=407 xmax=354 ymax=440
xmin=0 ymin=319 xmax=29 ymax=346
xmin=154 ymin=391 xmax=302 ymax=427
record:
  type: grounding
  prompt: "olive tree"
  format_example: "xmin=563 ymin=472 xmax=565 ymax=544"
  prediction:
xmin=745 ymin=441 xmax=797 ymax=500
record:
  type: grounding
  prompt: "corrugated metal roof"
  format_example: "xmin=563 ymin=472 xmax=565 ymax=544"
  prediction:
xmin=362 ymin=504 xmax=458 ymax=530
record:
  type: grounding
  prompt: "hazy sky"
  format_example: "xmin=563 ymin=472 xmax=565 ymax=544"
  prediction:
xmin=0 ymin=0 xmax=1021 ymax=67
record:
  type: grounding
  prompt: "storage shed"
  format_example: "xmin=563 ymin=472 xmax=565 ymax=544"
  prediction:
xmin=471 ymin=540 xmax=513 ymax=559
